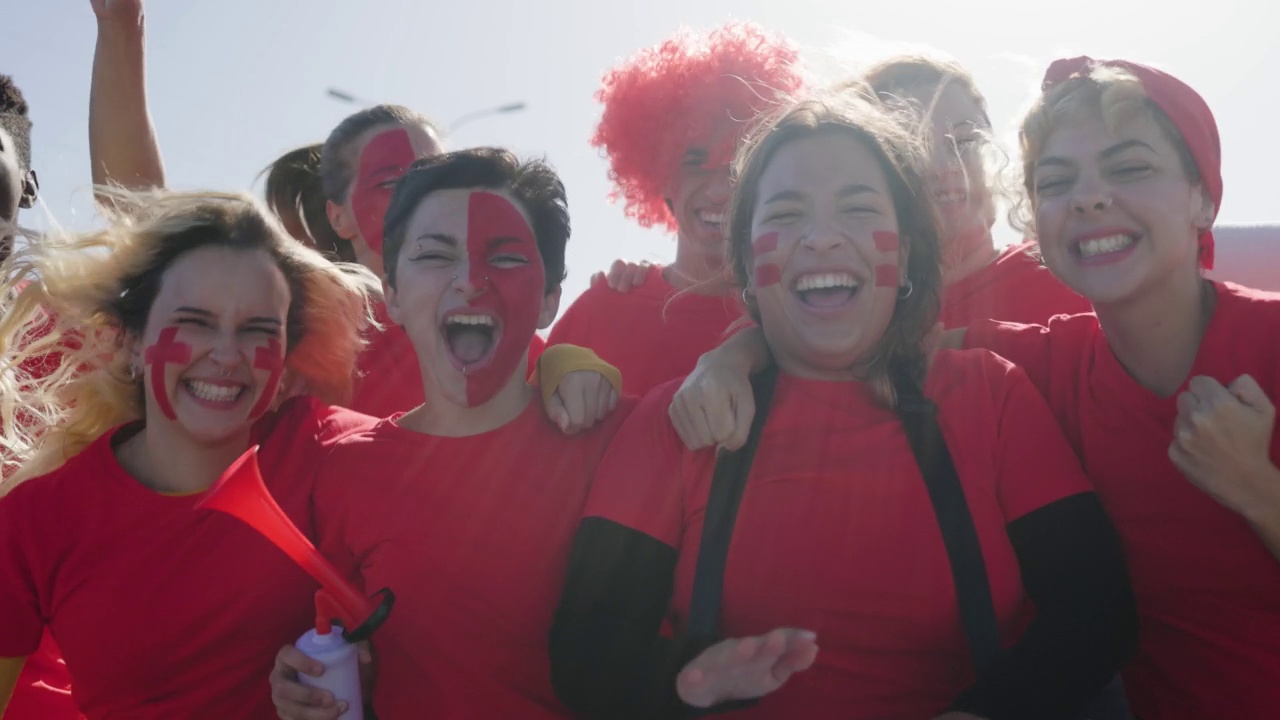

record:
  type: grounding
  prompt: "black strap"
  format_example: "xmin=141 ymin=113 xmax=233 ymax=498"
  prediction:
xmin=888 ymin=366 xmax=1002 ymax=673
xmin=685 ymin=363 xmax=780 ymax=647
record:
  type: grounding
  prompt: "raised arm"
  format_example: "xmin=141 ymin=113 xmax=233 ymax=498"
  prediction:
xmin=89 ymin=0 xmax=165 ymax=196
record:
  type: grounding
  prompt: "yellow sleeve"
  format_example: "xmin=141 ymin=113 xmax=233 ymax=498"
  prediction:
xmin=535 ymin=344 xmax=623 ymax=408
xmin=0 ymin=657 xmax=27 ymax=717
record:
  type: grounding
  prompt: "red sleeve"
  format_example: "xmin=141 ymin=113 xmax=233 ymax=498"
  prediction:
xmin=990 ymin=358 xmax=1094 ymax=521
xmin=310 ymin=444 xmax=364 ymax=583
xmin=583 ymin=380 xmax=687 ymax=548
xmin=0 ymin=487 xmax=46 ymax=657
xmin=964 ymin=320 xmax=1056 ymax=397
xmin=547 ymin=287 xmax=596 ymax=348
xmin=526 ymin=333 xmax=547 ymax=375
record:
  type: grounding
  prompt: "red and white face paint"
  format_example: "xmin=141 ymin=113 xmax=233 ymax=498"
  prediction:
xmin=452 ymin=192 xmax=545 ymax=405
xmin=138 ymin=246 xmax=293 ymax=444
xmin=745 ymin=133 xmax=906 ymax=380
xmin=144 ymin=326 xmax=193 ymax=420
xmin=349 ymin=129 xmax=419 ymax=255
xmin=390 ymin=188 xmax=547 ymax=408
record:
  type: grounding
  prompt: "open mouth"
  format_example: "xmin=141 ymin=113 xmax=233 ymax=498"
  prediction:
xmin=695 ymin=208 xmax=726 ymax=235
xmin=1072 ymin=233 xmax=1137 ymax=263
xmin=182 ymin=379 xmax=247 ymax=408
xmin=934 ymin=188 xmax=968 ymax=205
xmin=442 ymin=312 xmax=502 ymax=370
xmin=793 ymin=272 xmax=861 ymax=308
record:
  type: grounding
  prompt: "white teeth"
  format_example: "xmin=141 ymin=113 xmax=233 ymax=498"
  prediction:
xmin=699 ymin=211 xmax=725 ymax=224
xmin=1078 ymin=234 xmax=1135 ymax=258
xmin=795 ymin=273 xmax=858 ymax=292
xmin=185 ymin=381 xmax=243 ymax=403
xmin=935 ymin=190 xmax=966 ymax=203
xmin=445 ymin=314 xmax=495 ymax=327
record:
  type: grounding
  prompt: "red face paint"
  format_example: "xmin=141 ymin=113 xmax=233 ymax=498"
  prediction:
xmin=458 ymin=191 xmax=545 ymax=406
xmin=350 ymin=129 xmax=417 ymax=254
xmin=874 ymin=264 xmax=899 ymax=288
xmin=143 ymin=326 xmax=193 ymax=420
xmin=751 ymin=232 xmax=782 ymax=288
xmin=873 ymin=231 xmax=899 ymax=253
xmin=248 ymin=337 xmax=285 ymax=418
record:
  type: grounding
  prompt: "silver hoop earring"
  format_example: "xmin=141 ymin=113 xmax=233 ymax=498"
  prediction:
xmin=897 ymin=280 xmax=914 ymax=300
xmin=741 ymin=288 xmax=755 ymax=306
xmin=129 ymin=365 xmax=141 ymax=382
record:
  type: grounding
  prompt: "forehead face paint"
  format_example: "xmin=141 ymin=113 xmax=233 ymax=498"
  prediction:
xmin=144 ymin=326 xmax=193 ymax=420
xmin=350 ymin=129 xmax=416 ymax=254
xmin=458 ymin=191 xmax=545 ymax=406
xmin=248 ymin=337 xmax=285 ymax=419
xmin=752 ymin=232 xmax=781 ymax=288
xmin=871 ymin=231 xmax=901 ymax=288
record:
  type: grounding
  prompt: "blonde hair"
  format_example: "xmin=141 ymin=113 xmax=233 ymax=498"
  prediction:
xmin=0 ymin=189 xmax=381 ymax=489
xmin=1011 ymin=65 xmax=1201 ymax=236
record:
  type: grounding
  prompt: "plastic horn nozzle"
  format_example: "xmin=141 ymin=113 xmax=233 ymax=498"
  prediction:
xmin=196 ymin=446 xmax=394 ymax=642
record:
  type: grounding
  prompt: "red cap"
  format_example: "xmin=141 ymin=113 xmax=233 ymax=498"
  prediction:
xmin=1042 ymin=56 xmax=1221 ymax=270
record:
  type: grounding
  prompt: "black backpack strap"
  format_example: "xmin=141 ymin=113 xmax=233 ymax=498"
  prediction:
xmin=685 ymin=363 xmax=781 ymax=648
xmin=889 ymin=366 xmax=1003 ymax=673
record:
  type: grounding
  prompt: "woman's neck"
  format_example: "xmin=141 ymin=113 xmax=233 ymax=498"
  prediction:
xmin=117 ymin=423 xmax=252 ymax=495
xmin=942 ymin=226 xmax=1000 ymax=286
xmin=665 ymin=234 xmax=735 ymax=295
xmin=1095 ymin=270 xmax=1216 ymax=398
xmin=403 ymin=366 xmax=533 ymax=437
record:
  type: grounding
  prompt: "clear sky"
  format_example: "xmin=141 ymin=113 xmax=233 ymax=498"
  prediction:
xmin=4 ymin=0 xmax=1277 ymax=307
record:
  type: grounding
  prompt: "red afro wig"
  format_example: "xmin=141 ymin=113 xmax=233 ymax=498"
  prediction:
xmin=593 ymin=22 xmax=803 ymax=230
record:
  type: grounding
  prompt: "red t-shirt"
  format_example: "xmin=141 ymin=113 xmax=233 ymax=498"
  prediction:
xmin=312 ymin=392 xmax=634 ymax=719
xmin=547 ymin=265 xmax=744 ymax=397
xmin=966 ymin=281 xmax=1280 ymax=720
xmin=939 ymin=242 xmax=1092 ymax=329
xmin=351 ymin=303 xmax=546 ymax=418
xmin=584 ymin=350 xmax=1092 ymax=719
xmin=0 ymin=397 xmax=376 ymax=719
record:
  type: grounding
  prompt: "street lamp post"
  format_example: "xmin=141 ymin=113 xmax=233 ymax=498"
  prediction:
xmin=325 ymin=89 xmax=526 ymax=133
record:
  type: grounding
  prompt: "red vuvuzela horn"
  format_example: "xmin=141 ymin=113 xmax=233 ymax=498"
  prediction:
xmin=197 ymin=446 xmax=393 ymax=642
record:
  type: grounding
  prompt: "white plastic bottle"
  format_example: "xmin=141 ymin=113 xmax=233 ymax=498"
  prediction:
xmin=296 ymin=624 xmax=363 ymax=720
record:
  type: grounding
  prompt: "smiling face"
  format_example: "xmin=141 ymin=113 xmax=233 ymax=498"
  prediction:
xmin=908 ymin=82 xmax=995 ymax=257
xmin=1030 ymin=104 xmax=1211 ymax=305
xmin=666 ymin=142 xmax=734 ymax=254
xmin=135 ymin=245 xmax=290 ymax=445
xmin=748 ymin=131 xmax=907 ymax=380
xmin=386 ymin=188 xmax=558 ymax=407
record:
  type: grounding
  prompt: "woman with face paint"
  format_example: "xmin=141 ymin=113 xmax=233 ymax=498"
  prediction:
xmin=668 ymin=58 xmax=1280 ymax=719
xmin=860 ymin=55 xmax=1094 ymax=328
xmin=0 ymin=190 xmax=382 ymax=719
xmin=269 ymin=148 xmax=634 ymax=720
xmin=545 ymin=23 xmax=804 ymax=398
xmin=549 ymin=94 xmax=1135 ymax=720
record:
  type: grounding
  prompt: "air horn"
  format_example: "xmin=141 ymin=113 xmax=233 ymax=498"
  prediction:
xmin=197 ymin=446 xmax=393 ymax=718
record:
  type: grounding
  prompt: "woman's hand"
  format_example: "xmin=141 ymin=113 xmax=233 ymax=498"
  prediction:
xmin=676 ymin=628 xmax=818 ymax=708
xmin=269 ymin=642 xmax=372 ymax=720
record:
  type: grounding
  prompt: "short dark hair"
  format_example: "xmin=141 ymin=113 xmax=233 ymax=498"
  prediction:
xmin=382 ymin=147 xmax=569 ymax=294
xmin=0 ymin=74 xmax=33 ymax=172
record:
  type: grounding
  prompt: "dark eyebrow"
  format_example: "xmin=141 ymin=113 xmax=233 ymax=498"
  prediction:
xmin=1100 ymin=139 xmax=1156 ymax=160
xmin=487 ymin=236 xmax=526 ymax=250
xmin=761 ymin=189 xmax=805 ymax=205
xmin=413 ymin=233 xmax=458 ymax=247
xmin=174 ymin=307 xmax=281 ymax=326
xmin=837 ymin=184 xmax=879 ymax=199
xmin=683 ymin=148 xmax=709 ymax=164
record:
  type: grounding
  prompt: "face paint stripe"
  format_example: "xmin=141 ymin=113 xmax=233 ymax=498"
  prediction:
xmin=754 ymin=264 xmax=782 ymax=288
xmin=143 ymin=327 xmax=192 ymax=421
xmin=752 ymin=232 xmax=779 ymax=256
xmin=351 ymin=129 xmax=417 ymax=254
xmin=248 ymin=337 xmax=285 ymax=418
xmin=874 ymin=264 xmax=899 ymax=288
xmin=460 ymin=191 xmax=544 ymax=407
xmin=873 ymin=231 xmax=900 ymax=253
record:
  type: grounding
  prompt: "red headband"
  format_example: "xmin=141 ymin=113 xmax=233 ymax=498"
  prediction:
xmin=1042 ymin=56 xmax=1221 ymax=269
